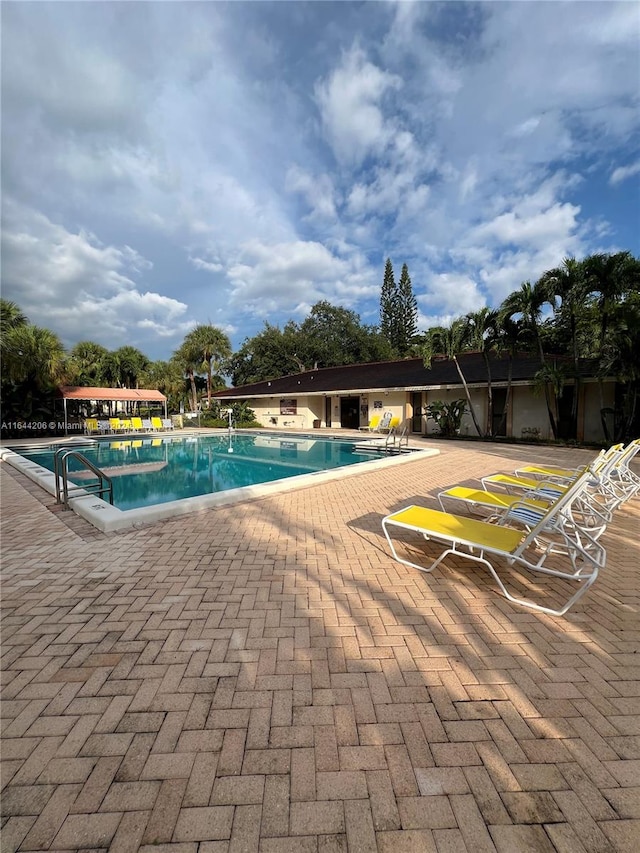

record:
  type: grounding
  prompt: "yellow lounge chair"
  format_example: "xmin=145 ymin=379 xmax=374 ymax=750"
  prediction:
xmin=483 ymin=445 xmax=634 ymax=521
xmin=514 ymin=443 xmax=623 ymax=482
xmin=382 ymin=468 xmax=605 ymax=615
xmin=437 ymin=483 xmax=609 ymax=544
xmin=131 ymin=417 xmax=144 ymax=431
xmin=359 ymin=415 xmax=381 ymax=432
xmin=109 ymin=417 xmax=124 ymax=433
xmin=151 ymin=417 xmax=163 ymax=431
xmin=373 ymin=411 xmax=393 ymax=433
xmin=85 ymin=418 xmax=99 ymax=435
xmin=439 ymin=485 xmax=551 ymax=516
xmin=380 ymin=414 xmax=400 ymax=433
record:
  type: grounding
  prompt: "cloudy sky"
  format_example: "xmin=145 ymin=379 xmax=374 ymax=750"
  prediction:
xmin=2 ymin=1 xmax=639 ymax=362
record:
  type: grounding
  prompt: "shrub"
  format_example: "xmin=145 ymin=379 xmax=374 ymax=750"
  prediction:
xmin=425 ymin=399 xmax=467 ymax=437
xmin=192 ymin=405 xmax=262 ymax=430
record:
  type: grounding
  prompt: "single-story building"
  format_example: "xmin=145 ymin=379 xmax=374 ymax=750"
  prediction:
xmin=212 ymin=353 xmax=619 ymax=443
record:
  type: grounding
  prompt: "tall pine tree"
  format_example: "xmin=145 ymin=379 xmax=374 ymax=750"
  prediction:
xmin=397 ymin=263 xmax=418 ymax=356
xmin=380 ymin=258 xmax=396 ymax=346
xmin=380 ymin=258 xmax=418 ymax=357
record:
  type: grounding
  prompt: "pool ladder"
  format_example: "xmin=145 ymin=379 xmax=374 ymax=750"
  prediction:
xmin=54 ymin=447 xmax=114 ymax=508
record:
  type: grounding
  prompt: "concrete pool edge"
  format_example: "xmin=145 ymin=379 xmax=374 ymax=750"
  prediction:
xmin=0 ymin=443 xmax=440 ymax=533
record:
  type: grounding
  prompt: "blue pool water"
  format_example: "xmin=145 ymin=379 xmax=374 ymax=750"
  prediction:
xmin=13 ymin=433 xmax=383 ymax=511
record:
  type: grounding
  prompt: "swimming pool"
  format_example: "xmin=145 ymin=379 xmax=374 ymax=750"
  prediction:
xmin=2 ymin=431 xmax=439 ymax=532
xmin=11 ymin=432 xmax=388 ymax=510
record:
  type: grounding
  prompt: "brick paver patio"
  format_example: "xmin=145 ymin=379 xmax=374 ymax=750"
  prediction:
xmin=1 ymin=438 xmax=639 ymax=852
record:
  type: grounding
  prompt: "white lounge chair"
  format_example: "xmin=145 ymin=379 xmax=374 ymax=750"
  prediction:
xmin=382 ymin=468 xmax=606 ymax=615
xmin=373 ymin=411 xmax=393 ymax=433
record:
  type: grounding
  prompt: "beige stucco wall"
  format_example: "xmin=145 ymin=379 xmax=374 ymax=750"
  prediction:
xmin=357 ymin=392 xmax=407 ymax=429
xmin=245 ymin=393 xmax=411 ymax=430
xmin=422 ymin=388 xmax=488 ymax=437
xmin=248 ymin=396 xmax=323 ymax=430
xmin=581 ymin=381 xmax=615 ymax=443
xmin=510 ymin=386 xmax=553 ymax=440
xmin=235 ymin=379 xmax=617 ymax=440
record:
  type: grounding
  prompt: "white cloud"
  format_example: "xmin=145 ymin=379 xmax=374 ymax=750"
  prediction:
xmin=315 ymin=46 xmax=402 ymax=166
xmin=189 ymin=256 xmax=224 ymax=273
xmin=226 ymin=239 xmax=350 ymax=312
xmin=285 ymin=165 xmax=338 ymax=223
xmin=419 ymin=273 xmax=486 ymax=322
xmin=1 ymin=200 xmax=190 ymax=348
xmin=472 ymin=202 xmax=581 ymax=249
xmin=224 ymin=238 xmax=380 ymax=320
xmin=0 ymin=1 xmax=637 ymax=359
xmin=610 ymin=161 xmax=640 ymax=186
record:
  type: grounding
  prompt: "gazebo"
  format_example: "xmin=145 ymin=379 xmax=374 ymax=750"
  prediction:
xmin=58 ymin=386 xmax=168 ymax=434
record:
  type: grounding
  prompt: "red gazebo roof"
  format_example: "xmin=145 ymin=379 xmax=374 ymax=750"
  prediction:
xmin=59 ymin=386 xmax=167 ymax=402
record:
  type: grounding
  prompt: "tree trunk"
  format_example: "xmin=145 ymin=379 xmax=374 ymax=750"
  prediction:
xmin=483 ymin=352 xmax=493 ymax=437
xmin=454 ymin=356 xmax=483 ymax=437
xmin=188 ymin=370 xmax=198 ymax=412
xmin=619 ymin=381 xmax=637 ymax=442
xmin=597 ymin=379 xmax=612 ymax=443
xmin=536 ymin=332 xmax=558 ymax=439
xmin=499 ymin=356 xmax=513 ymax=436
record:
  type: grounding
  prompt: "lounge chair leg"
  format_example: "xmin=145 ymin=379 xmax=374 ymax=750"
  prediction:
xmin=382 ymin=521 xmax=601 ymax=617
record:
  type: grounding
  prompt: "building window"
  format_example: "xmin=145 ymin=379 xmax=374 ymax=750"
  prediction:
xmin=280 ymin=398 xmax=297 ymax=415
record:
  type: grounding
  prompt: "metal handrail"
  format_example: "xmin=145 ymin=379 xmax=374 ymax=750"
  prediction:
xmin=54 ymin=448 xmax=113 ymax=508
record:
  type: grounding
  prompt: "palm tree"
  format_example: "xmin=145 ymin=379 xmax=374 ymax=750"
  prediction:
xmin=501 ymin=280 xmax=558 ymax=438
xmin=422 ymin=319 xmax=484 ymax=437
xmin=68 ymin=341 xmax=109 ymax=386
xmin=112 ymin=346 xmax=150 ymax=389
xmin=583 ymin=252 xmax=640 ymax=354
xmin=2 ymin=324 xmax=67 ymax=387
xmin=0 ymin=299 xmax=28 ymax=335
xmin=178 ymin=325 xmax=231 ymax=410
xmin=2 ymin=324 xmax=68 ymax=421
xmin=464 ymin=307 xmax=499 ymax=436
xmin=493 ymin=315 xmax=526 ymax=437
xmin=141 ymin=358 xmax=189 ymax=414
xmin=582 ymin=252 xmax=640 ymax=441
xmin=539 ymin=257 xmax=587 ymax=439
xmin=598 ymin=298 xmax=640 ymax=441
xmin=173 ymin=340 xmax=200 ymax=412
xmin=534 ymin=362 xmax=566 ymax=438
xmin=100 ymin=351 xmax=123 ymax=388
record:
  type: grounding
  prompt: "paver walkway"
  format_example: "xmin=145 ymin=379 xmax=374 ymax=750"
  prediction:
xmin=1 ymin=439 xmax=639 ymax=852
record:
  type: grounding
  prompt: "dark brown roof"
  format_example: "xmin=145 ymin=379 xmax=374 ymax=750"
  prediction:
xmin=213 ymin=354 xmax=602 ymax=399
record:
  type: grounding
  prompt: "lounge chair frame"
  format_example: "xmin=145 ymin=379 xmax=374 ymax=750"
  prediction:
xmin=382 ymin=470 xmax=606 ymax=616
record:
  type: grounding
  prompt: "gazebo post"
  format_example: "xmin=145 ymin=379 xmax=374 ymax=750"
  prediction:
xmin=63 ymin=398 xmax=68 ymax=436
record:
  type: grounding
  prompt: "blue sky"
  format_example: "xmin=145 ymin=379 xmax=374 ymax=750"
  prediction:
xmin=2 ymin=1 xmax=639 ymax=362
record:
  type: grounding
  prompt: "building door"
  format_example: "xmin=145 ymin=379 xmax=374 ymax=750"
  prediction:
xmin=325 ymin=397 xmax=332 ymax=427
xmin=492 ymin=388 xmax=508 ymax=436
xmin=340 ymin=396 xmax=360 ymax=429
xmin=557 ymin=387 xmax=575 ymax=440
xmin=411 ymin=392 xmax=423 ymax=433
